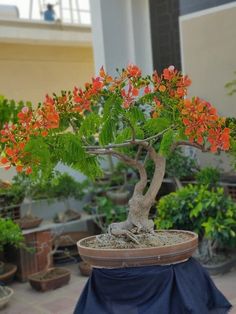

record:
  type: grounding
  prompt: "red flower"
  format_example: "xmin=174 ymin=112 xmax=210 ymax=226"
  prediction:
xmin=127 ymin=64 xmax=141 ymax=78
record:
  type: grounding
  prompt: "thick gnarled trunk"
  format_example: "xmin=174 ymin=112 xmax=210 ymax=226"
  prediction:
xmin=109 ymin=145 xmax=166 ymax=236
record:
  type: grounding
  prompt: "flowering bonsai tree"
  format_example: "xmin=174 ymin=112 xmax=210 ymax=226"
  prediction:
xmin=0 ymin=65 xmax=231 ymax=240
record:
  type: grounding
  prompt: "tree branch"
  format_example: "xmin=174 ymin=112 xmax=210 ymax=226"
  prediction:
xmin=84 ymin=127 xmax=172 ymax=151
xmin=172 ymin=141 xmax=209 ymax=152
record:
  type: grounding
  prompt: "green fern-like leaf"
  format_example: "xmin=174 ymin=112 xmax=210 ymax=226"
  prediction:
xmin=159 ymin=129 xmax=175 ymax=157
xmin=99 ymin=95 xmax=123 ymax=146
xmin=143 ymin=118 xmax=170 ymax=137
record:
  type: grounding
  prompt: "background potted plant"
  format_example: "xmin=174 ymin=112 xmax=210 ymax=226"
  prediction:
xmin=0 ymin=175 xmax=26 ymax=221
xmin=28 ymin=234 xmax=71 ymax=292
xmin=0 ymin=218 xmax=24 ymax=309
xmin=0 ymin=218 xmax=24 ymax=283
xmin=155 ymin=183 xmax=236 ymax=274
xmin=0 ymin=65 xmax=233 ymax=268
xmin=50 ymin=172 xmax=86 ymax=223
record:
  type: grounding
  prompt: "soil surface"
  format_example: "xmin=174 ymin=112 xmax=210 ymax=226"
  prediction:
xmin=32 ymin=268 xmax=69 ymax=281
xmin=84 ymin=231 xmax=192 ymax=249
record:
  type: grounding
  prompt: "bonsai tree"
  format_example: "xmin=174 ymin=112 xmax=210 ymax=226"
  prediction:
xmin=0 ymin=65 xmax=232 ymax=241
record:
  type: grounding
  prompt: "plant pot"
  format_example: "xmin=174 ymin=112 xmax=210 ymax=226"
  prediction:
xmin=0 ymin=262 xmax=4 ymax=275
xmin=0 ymin=263 xmax=17 ymax=284
xmin=106 ymin=189 xmax=130 ymax=205
xmin=0 ymin=286 xmax=14 ymax=310
xmin=28 ymin=267 xmax=71 ymax=292
xmin=77 ymin=230 xmax=198 ymax=268
xmin=15 ymin=217 xmax=43 ymax=229
xmin=202 ymin=254 xmax=236 ymax=276
xmin=78 ymin=261 xmax=92 ymax=276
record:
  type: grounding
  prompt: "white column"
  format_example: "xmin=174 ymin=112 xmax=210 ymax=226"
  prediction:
xmin=90 ymin=0 xmax=153 ymax=76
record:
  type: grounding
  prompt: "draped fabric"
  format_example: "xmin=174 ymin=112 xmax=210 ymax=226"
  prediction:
xmin=74 ymin=258 xmax=231 ymax=314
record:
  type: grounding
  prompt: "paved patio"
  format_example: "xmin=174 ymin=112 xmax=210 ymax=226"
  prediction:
xmin=3 ymin=263 xmax=236 ymax=314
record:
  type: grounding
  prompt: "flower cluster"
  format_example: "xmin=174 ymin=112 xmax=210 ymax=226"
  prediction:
xmin=0 ymin=64 xmax=231 ymax=174
xmin=0 ymin=96 xmax=59 ymax=173
xmin=181 ymin=97 xmax=230 ymax=152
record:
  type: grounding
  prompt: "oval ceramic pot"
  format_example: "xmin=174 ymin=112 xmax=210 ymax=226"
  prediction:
xmin=0 ymin=286 xmax=14 ymax=310
xmin=77 ymin=230 xmax=198 ymax=268
xmin=202 ymin=254 xmax=236 ymax=276
xmin=0 ymin=263 xmax=17 ymax=284
xmin=0 ymin=261 xmax=4 ymax=275
xmin=78 ymin=261 xmax=92 ymax=277
xmin=106 ymin=189 xmax=130 ymax=205
xmin=15 ymin=217 xmax=43 ymax=229
xmin=28 ymin=267 xmax=71 ymax=292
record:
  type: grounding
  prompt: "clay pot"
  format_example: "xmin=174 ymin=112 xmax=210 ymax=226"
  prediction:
xmin=15 ymin=217 xmax=43 ymax=229
xmin=77 ymin=230 xmax=198 ymax=268
xmin=0 ymin=263 xmax=17 ymax=284
xmin=0 ymin=261 xmax=4 ymax=275
xmin=78 ymin=261 xmax=92 ymax=276
xmin=28 ymin=267 xmax=71 ymax=292
xmin=202 ymin=254 xmax=236 ymax=275
xmin=0 ymin=286 xmax=14 ymax=310
xmin=106 ymin=189 xmax=130 ymax=205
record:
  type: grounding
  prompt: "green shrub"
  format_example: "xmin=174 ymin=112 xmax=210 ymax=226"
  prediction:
xmin=195 ymin=167 xmax=220 ymax=189
xmin=155 ymin=184 xmax=236 ymax=247
xmin=0 ymin=218 xmax=24 ymax=251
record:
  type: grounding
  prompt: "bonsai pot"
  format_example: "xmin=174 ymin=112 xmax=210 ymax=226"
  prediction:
xmin=28 ymin=267 xmax=71 ymax=292
xmin=0 ymin=263 xmax=17 ymax=284
xmin=202 ymin=254 xmax=236 ymax=276
xmin=78 ymin=261 xmax=92 ymax=276
xmin=106 ymin=189 xmax=130 ymax=205
xmin=15 ymin=217 xmax=43 ymax=229
xmin=0 ymin=286 xmax=14 ymax=310
xmin=77 ymin=230 xmax=198 ymax=268
xmin=0 ymin=262 xmax=4 ymax=275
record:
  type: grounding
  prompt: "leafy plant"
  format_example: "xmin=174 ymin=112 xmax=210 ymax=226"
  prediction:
xmin=195 ymin=167 xmax=220 ymax=189
xmin=0 ymin=175 xmax=26 ymax=207
xmin=155 ymin=185 xmax=236 ymax=248
xmin=0 ymin=218 xmax=24 ymax=251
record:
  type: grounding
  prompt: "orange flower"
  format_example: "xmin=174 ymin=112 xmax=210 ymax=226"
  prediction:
xmin=159 ymin=85 xmax=166 ymax=92
xmin=152 ymin=111 xmax=159 ymax=119
xmin=0 ymin=157 xmax=8 ymax=164
xmin=16 ymin=165 xmax=23 ymax=173
xmin=26 ymin=167 xmax=32 ymax=175
xmin=126 ymin=64 xmax=141 ymax=78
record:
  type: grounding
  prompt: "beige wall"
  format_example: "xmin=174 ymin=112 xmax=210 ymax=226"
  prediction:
xmin=180 ymin=4 xmax=236 ymax=172
xmin=0 ymin=43 xmax=94 ymax=103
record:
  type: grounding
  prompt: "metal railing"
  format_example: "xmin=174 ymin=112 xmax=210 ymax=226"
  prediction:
xmin=0 ymin=0 xmax=91 ymax=25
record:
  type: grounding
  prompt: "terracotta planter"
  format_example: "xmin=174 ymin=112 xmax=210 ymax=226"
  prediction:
xmin=78 ymin=261 xmax=92 ymax=276
xmin=0 ymin=286 xmax=14 ymax=310
xmin=0 ymin=261 xmax=4 ymax=275
xmin=28 ymin=267 xmax=71 ymax=292
xmin=0 ymin=263 xmax=17 ymax=284
xmin=77 ymin=230 xmax=198 ymax=268
xmin=15 ymin=217 xmax=43 ymax=229
xmin=106 ymin=189 xmax=130 ymax=205
xmin=202 ymin=255 xmax=236 ymax=276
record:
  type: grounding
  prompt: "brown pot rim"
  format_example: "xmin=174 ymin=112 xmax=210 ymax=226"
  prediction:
xmin=28 ymin=267 xmax=71 ymax=282
xmin=0 ymin=263 xmax=17 ymax=280
xmin=78 ymin=230 xmax=198 ymax=252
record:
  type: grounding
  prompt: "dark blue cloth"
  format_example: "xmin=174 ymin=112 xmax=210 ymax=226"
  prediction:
xmin=74 ymin=258 xmax=231 ymax=314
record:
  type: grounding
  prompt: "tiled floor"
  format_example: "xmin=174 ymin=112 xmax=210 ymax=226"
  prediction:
xmin=3 ymin=264 xmax=236 ymax=314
